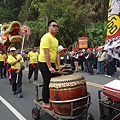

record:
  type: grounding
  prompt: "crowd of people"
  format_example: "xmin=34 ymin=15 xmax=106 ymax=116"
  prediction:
xmin=0 ymin=20 xmax=119 ymax=111
xmin=0 ymin=20 xmax=62 ymax=111
xmin=61 ymin=46 xmax=118 ymax=78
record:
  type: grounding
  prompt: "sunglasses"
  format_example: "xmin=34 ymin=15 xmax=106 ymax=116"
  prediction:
xmin=51 ymin=25 xmax=59 ymax=28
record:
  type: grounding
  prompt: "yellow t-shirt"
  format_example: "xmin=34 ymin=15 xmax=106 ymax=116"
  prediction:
xmin=8 ymin=54 xmax=24 ymax=69
xmin=28 ymin=51 xmax=38 ymax=64
xmin=38 ymin=32 xmax=58 ymax=63
xmin=0 ymin=54 xmax=7 ymax=61
xmin=7 ymin=52 xmax=12 ymax=57
xmin=7 ymin=52 xmax=12 ymax=63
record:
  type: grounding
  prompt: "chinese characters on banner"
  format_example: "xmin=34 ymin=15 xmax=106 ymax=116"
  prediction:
xmin=78 ymin=36 xmax=88 ymax=49
xmin=104 ymin=0 xmax=120 ymax=60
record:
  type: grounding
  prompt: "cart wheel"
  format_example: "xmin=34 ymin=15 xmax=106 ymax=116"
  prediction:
xmin=32 ymin=107 xmax=40 ymax=120
xmin=88 ymin=113 xmax=94 ymax=120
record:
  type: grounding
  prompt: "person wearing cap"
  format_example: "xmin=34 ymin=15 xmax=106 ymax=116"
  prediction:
xmin=105 ymin=53 xmax=114 ymax=78
xmin=70 ymin=48 xmax=77 ymax=71
xmin=3 ymin=50 xmax=7 ymax=78
xmin=0 ymin=49 xmax=7 ymax=79
xmin=58 ymin=45 xmax=67 ymax=65
xmin=7 ymin=47 xmax=24 ymax=98
xmin=86 ymin=48 xmax=94 ymax=75
xmin=38 ymin=20 xmax=62 ymax=110
xmin=72 ymin=48 xmax=79 ymax=72
xmin=26 ymin=46 xmax=38 ymax=83
xmin=96 ymin=46 xmax=106 ymax=74
xmin=59 ymin=45 xmax=67 ymax=56
xmin=78 ymin=50 xmax=85 ymax=71
xmin=54 ymin=45 xmax=67 ymax=71
xmin=6 ymin=45 xmax=12 ymax=84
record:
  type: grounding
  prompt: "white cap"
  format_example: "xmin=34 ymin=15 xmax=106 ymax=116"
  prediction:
xmin=10 ymin=47 xmax=16 ymax=51
xmin=58 ymin=45 xmax=67 ymax=52
xmin=82 ymin=49 xmax=85 ymax=52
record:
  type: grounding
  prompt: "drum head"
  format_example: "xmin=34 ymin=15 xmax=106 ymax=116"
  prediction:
xmin=49 ymin=74 xmax=86 ymax=89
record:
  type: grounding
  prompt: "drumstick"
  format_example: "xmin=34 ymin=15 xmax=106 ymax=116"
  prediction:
xmin=60 ymin=65 xmax=69 ymax=71
xmin=55 ymin=71 xmax=69 ymax=75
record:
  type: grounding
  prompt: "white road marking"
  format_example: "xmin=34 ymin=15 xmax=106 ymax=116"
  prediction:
xmin=0 ymin=96 xmax=27 ymax=120
xmin=87 ymin=81 xmax=103 ymax=88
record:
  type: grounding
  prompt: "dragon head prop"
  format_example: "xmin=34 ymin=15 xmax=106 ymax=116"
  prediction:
xmin=0 ymin=21 xmax=31 ymax=52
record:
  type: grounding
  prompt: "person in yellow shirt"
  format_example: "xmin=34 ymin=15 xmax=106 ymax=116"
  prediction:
xmin=38 ymin=20 xmax=62 ymax=110
xmin=7 ymin=46 xmax=12 ymax=84
xmin=26 ymin=46 xmax=38 ymax=83
xmin=3 ymin=51 xmax=7 ymax=78
xmin=8 ymin=47 xmax=24 ymax=98
xmin=0 ymin=49 xmax=7 ymax=79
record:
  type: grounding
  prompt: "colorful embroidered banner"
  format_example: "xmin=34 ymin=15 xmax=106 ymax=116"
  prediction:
xmin=78 ymin=36 xmax=88 ymax=49
xmin=104 ymin=0 xmax=120 ymax=60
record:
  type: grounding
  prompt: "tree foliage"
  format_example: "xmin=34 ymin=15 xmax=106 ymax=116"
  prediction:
xmin=86 ymin=21 xmax=107 ymax=47
xmin=0 ymin=0 xmax=109 ymax=49
xmin=0 ymin=0 xmax=25 ymax=22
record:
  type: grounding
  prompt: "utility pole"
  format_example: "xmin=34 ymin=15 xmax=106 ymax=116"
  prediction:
xmin=39 ymin=8 xmax=48 ymax=33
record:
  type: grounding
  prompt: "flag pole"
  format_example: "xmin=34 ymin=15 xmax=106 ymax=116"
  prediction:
xmin=21 ymin=33 xmax=25 ymax=55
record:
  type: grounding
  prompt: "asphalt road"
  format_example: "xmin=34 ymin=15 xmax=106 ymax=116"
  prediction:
xmin=0 ymin=67 xmax=120 ymax=120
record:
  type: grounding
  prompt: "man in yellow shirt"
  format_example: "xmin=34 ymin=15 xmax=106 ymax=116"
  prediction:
xmin=38 ymin=20 xmax=61 ymax=110
xmin=26 ymin=46 xmax=38 ymax=83
xmin=0 ymin=49 xmax=7 ymax=79
xmin=8 ymin=47 xmax=24 ymax=98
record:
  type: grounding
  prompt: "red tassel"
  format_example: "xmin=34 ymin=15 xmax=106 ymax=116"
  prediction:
xmin=32 ymin=64 xmax=36 ymax=68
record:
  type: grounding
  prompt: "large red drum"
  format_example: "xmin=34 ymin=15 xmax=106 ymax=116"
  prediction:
xmin=49 ymin=74 xmax=87 ymax=115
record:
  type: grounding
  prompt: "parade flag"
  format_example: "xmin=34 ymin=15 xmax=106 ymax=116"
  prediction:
xmin=104 ymin=0 xmax=120 ymax=60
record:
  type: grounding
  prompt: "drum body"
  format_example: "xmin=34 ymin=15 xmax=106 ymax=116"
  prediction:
xmin=49 ymin=74 xmax=87 ymax=115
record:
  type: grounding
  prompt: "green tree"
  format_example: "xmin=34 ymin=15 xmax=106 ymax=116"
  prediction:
xmin=0 ymin=0 xmax=109 ymax=49
xmin=86 ymin=21 xmax=107 ymax=47
xmin=0 ymin=0 xmax=25 ymax=23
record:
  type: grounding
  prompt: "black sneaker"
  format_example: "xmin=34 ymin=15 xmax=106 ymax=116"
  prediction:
xmin=18 ymin=93 xmax=23 ymax=98
xmin=13 ymin=91 xmax=16 ymax=95
xmin=96 ymin=72 xmax=99 ymax=74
